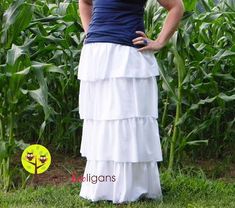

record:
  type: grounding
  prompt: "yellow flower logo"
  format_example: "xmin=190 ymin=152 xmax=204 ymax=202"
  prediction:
xmin=21 ymin=144 xmax=51 ymax=174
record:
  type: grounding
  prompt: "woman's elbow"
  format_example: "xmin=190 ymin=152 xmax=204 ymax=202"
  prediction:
xmin=178 ymin=1 xmax=185 ymax=17
xmin=168 ymin=0 xmax=185 ymax=17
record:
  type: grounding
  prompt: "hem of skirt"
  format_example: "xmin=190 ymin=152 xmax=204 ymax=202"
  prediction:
xmin=79 ymin=155 xmax=164 ymax=163
xmin=77 ymin=74 xmax=160 ymax=81
xmin=79 ymin=191 xmax=163 ymax=204
xmin=79 ymin=115 xmax=159 ymax=121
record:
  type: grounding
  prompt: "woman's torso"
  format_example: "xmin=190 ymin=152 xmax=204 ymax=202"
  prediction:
xmin=84 ymin=0 xmax=148 ymax=48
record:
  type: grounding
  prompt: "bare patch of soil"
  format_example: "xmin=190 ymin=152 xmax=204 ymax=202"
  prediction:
xmin=194 ymin=159 xmax=235 ymax=183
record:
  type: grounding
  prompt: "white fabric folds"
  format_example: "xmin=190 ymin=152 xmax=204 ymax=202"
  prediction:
xmin=77 ymin=42 xmax=163 ymax=204
xmin=77 ymin=42 xmax=160 ymax=81
xmin=79 ymin=160 xmax=163 ymax=204
xmin=80 ymin=117 xmax=163 ymax=162
xmin=79 ymin=77 xmax=159 ymax=120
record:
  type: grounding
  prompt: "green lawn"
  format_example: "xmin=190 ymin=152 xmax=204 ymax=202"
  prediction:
xmin=0 ymin=171 xmax=234 ymax=208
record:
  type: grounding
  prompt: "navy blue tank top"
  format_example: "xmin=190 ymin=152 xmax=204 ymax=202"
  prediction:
xmin=84 ymin=0 xmax=148 ymax=48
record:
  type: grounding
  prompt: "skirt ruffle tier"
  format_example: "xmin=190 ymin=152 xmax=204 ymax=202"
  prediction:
xmin=77 ymin=42 xmax=163 ymax=204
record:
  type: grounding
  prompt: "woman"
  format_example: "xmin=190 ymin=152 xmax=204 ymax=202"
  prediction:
xmin=77 ymin=0 xmax=184 ymax=204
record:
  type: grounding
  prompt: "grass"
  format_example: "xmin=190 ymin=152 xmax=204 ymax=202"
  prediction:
xmin=0 ymin=171 xmax=234 ymax=208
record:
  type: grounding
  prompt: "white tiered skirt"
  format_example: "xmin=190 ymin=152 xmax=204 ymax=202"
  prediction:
xmin=77 ymin=42 xmax=163 ymax=204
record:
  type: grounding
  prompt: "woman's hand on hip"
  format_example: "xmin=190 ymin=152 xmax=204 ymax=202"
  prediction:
xmin=132 ymin=31 xmax=166 ymax=53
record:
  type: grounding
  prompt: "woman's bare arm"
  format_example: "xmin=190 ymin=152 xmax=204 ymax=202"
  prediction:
xmin=78 ymin=0 xmax=93 ymax=34
xmin=133 ymin=0 xmax=185 ymax=52
xmin=155 ymin=0 xmax=185 ymax=45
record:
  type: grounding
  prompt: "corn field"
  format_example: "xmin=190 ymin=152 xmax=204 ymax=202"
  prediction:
xmin=0 ymin=0 xmax=234 ymax=191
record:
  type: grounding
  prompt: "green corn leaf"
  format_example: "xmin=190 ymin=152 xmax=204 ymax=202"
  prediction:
xmin=1 ymin=0 xmax=33 ymax=48
xmin=218 ymin=93 xmax=235 ymax=102
xmin=213 ymin=50 xmax=235 ymax=61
